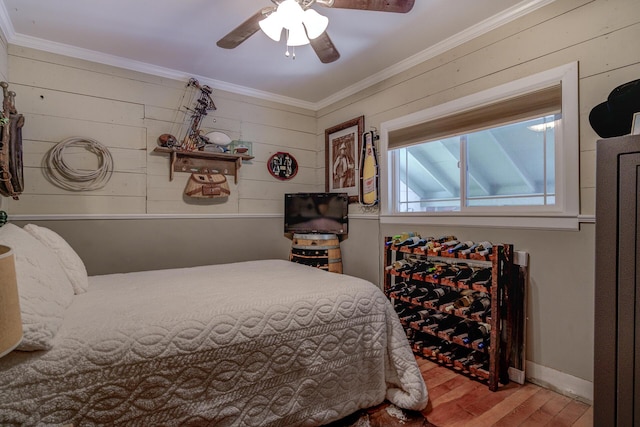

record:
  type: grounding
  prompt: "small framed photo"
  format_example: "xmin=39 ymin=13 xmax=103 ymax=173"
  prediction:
xmin=325 ymin=116 xmax=364 ymax=203
xmin=632 ymin=112 xmax=640 ymax=135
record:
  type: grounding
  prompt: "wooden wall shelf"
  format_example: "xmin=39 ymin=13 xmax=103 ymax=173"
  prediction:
xmin=153 ymin=147 xmax=254 ymax=183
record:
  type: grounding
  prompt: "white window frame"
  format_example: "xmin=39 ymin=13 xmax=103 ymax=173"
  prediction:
xmin=379 ymin=62 xmax=579 ymax=230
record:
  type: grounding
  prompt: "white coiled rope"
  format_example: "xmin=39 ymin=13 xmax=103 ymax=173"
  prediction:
xmin=45 ymin=137 xmax=114 ymax=191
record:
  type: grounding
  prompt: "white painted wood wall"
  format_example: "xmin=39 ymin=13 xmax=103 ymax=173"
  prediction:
xmin=318 ymin=0 xmax=640 ymax=218
xmin=6 ymin=46 xmax=321 ymax=215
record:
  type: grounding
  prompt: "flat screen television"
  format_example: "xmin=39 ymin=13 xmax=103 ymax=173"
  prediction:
xmin=284 ymin=192 xmax=348 ymax=235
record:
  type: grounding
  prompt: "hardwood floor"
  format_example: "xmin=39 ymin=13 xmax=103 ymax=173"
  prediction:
xmin=328 ymin=356 xmax=592 ymax=427
xmin=417 ymin=357 xmax=593 ymax=426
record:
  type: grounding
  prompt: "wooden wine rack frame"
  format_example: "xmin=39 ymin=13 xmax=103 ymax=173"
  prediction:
xmin=384 ymin=237 xmax=522 ymax=391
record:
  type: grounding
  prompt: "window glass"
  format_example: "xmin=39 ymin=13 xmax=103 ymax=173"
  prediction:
xmin=394 ymin=114 xmax=558 ymax=211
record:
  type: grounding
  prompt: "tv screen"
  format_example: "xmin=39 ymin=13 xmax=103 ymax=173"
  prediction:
xmin=284 ymin=192 xmax=348 ymax=235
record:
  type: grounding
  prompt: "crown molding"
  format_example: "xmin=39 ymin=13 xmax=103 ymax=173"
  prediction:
xmin=0 ymin=0 xmax=14 ymax=46
xmin=5 ymin=31 xmax=318 ymax=111
xmin=0 ymin=0 xmax=555 ymax=111
xmin=314 ymin=0 xmax=556 ymax=110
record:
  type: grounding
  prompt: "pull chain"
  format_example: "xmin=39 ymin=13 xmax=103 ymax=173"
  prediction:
xmin=284 ymin=30 xmax=296 ymax=59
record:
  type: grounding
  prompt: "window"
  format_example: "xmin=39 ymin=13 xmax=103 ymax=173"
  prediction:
xmin=380 ymin=62 xmax=579 ymax=229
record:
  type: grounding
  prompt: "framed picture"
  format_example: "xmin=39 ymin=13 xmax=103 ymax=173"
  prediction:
xmin=632 ymin=112 xmax=640 ymax=135
xmin=325 ymin=115 xmax=364 ymax=203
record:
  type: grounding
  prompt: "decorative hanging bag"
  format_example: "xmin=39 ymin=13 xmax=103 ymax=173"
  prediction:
xmin=184 ymin=173 xmax=230 ymax=198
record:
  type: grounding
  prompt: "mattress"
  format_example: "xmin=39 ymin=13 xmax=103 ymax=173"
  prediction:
xmin=0 ymin=259 xmax=427 ymax=426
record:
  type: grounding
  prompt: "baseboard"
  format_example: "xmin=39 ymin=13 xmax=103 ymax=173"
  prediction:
xmin=525 ymin=361 xmax=593 ymax=404
xmin=508 ymin=367 xmax=525 ymax=384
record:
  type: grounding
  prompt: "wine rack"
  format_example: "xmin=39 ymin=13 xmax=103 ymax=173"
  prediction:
xmin=384 ymin=236 xmax=524 ymax=391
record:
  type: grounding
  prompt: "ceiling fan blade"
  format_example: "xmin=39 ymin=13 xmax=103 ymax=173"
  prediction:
xmin=326 ymin=0 xmax=415 ymax=13
xmin=216 ymin=7 xmax=272 ymax=49
xmin=310 ymin=32 xmax=341 ymax=64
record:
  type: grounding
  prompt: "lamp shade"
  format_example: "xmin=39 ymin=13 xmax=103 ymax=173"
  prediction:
xmin=303 ymin=9 xmax=328 ymax=40
xmin=277 ymin=0 xmax=304 ymax=29
xmin=0 ymin=245 xmax=22 ymax=358
xmin=258 ymin=11 xmax=283 ymax=42
xmin=287 ymin=22 xmax=310 ymax=46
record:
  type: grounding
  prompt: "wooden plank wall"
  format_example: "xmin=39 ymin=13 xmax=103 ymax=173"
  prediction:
xmin=6 ymin=46 xmax=320 ymax=215
xmin=318 ymin=0 xmax=640 ymax=216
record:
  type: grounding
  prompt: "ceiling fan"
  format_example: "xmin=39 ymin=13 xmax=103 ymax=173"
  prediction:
xmin=216 ymin=0 xmax=415 ymax=63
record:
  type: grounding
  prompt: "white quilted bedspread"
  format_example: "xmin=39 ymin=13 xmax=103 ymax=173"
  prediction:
xmin=0 ymin=260 xmax=427 ymax=426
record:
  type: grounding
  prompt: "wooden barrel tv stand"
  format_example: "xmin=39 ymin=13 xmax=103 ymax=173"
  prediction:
xmin=289 ymin=233 xmax=343 ymax=274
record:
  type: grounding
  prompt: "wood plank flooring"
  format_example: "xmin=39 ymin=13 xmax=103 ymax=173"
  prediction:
xmin=419 ymin=357 xmax=592 ymax=426
xmin=327 ymin=356 xmax=592 ymax=427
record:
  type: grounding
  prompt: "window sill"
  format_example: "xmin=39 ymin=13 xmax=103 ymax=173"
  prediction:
xmin=379 ymin=213 xmax=582 ymax=231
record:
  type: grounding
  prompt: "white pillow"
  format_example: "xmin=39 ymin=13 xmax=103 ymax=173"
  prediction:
xmin=24 ymin=224 xmax=89 ymax=295
xmin=0 ymin=223 xmax=74 ymax=351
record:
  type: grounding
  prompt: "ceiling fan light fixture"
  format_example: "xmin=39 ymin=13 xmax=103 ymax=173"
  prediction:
xmin=278 ymin=0 xmax=305 ymax=29
xmin=287 ymin=22 xmax=310 ymax=46
xmin=259 ymin=11 xmax=284 ymax=41
xmin=302 ymin=9 xmax=328 ymax=39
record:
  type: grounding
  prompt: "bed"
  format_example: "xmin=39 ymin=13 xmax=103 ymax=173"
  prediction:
xmin=0 ymin=223 xmax=428 ymax=426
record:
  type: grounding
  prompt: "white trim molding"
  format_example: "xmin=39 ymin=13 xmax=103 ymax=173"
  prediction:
xmin=9 ymin=213 xmax=282 ymax=221
xmin=526 ymin=360 xmax=593 ymax=404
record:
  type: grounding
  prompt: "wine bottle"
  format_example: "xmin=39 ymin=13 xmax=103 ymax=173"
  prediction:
xmin=407 ymin=238 xmax=428 ymax=249
xmin=386 ymin=232 xmax=418 ymax=247
xmin=435 ymin=235 xmax=457 ymax=243
xmin=436 ymin=289 xmax=462 ymax=306
xmin=442 ymin=289 xmax=477 ymax=312
xmin=448 ymin=240 xmax=475 ymax=254
xmin=418 ymin=263 xmax=439 ymax=278
xmin=435 ymin=314 xmax=462 ymax=332
xmin=386 ymin=281 xmax=409 ymax=294
xmin=468 ymin=295 xmax=491 ymax=315
xmin=414 ymin=285 xmax=449 ymax=303
xmin=394 ymin=258 xmax=420 ymax=273
xmin=409 ymin=309 xmax=437 ymax=329
xmin=385 ymin=259 xmax=411 ymax=271
xmin=395 ymin=236 xmax=423 ymax=247
xmin=409 ymin=261 xmax=435 ymax=275
xmin=477 ymin=336 xmax=490 ymax=350
xmin=450 ymin=345 xmax=472 ymax=362
xmin=474 ymin=241 xmax=493 ymax=256
xmin=459 ymin=242 xmax=480 ymax=255
xmin=405 ymin=285 xmax=431 ymax=300
xmin=453 ymin=266 xmax=473 ymax=282
xmin=412 ymin=237 xmax=434 ymax=249
xmin=398 ymin=310 xmax=423 ymax=323
xmin=451 ymin=318 xmax=474 ymax=338
xmin=468 ymin=268 xmax=492 ymax=285
xmin=388 ymin=283 xmax=416 ymax=298
xmin=421 ymin=312 xmax=445 ymax=329
xmin=440 ymin=240 xmax=460 ymax=249
xmin=361 ymin=131 xmax=379 ymax=205
xmin=433 ymin=341 xmax=456 ymax=356
xmin=463 ymin=322 xmax=491 ymax=345
xmin=455 ymin=290 xmax=478 ymax=308
xmin=432 ymin=265 xmax=459 ymax=279
xmin=463 ymin=350 xmax=487 ymax=368
xmin=395 ymin=305 xmax=415 ymax=319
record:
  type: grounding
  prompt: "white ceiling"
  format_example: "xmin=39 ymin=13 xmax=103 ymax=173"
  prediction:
xmin=0 ymin=0 xmax=552 ymax=109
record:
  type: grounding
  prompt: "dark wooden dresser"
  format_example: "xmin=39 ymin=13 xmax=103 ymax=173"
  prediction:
xmin=594 ymin=133 xmax=640 ymax=426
